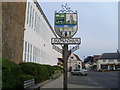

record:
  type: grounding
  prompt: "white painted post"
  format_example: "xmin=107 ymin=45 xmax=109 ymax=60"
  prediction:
xmin=108 ymin=65 xmax=110 ymax=70
xmin=113 ymin=65 xmax=116 ymax=70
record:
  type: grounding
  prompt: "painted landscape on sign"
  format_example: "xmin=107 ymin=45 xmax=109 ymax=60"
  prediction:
xmin=54 ymin=13 xmax=78 ymax=38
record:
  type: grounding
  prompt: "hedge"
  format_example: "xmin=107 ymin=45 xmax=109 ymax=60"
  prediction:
xmin=2 ymin=59 xmax=22 ymax=89
xmin=2 ymin=59 xmax=63 ymax=89
xmin=19 ymin=63 xmax=56 ymax=83
xmin=19 ymin=75 xmax=35 ymax=81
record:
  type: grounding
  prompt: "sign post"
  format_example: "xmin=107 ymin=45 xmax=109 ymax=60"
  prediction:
xmin=52 ymin=4 xmax=81 ymax=90
xmin=63 ymin=44 xmax=68 ymax=90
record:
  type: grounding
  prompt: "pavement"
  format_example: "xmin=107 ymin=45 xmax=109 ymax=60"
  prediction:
xmin=40 ymin=73 xmax=101 ymax=88
xmin=40 ymin=74 xmax=63 ymax=88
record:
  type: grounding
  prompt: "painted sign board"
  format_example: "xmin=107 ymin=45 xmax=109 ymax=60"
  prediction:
xmin=54 ymin=13 xmax=78 ymax=38
xmin=51 ymin=38 xmax=81 ymax=44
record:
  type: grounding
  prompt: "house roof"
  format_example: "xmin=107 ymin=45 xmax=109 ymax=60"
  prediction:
xmin=99 ymin=53 xmax=120 ymax=59
xmin=58 ymin=58 xmax=64 ymax=63
xmin=93 ymin=55 xmax=101 ymax=61
xmin=73 ymin=54 xmax=81 ymax=61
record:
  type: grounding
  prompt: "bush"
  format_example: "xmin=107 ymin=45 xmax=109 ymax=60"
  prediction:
xmin=19 ymin=63 xmax=57 ymax=83
xmin=42 ymin=65 xmax=54 ymax=78
xmin=20 ymin=62 xmax=40 ymax=75
xmin=2 ymin=59 xmax=22 ymax=89
xmin=20 ymin=62 xmax=42 ymax=83
xmin=19 ymin=75 xmax=35 ymax=81
xmin=2 ymin=60 xmax=63 ymax=89
xmin=53 ymin=65 xmax=63 ymax=71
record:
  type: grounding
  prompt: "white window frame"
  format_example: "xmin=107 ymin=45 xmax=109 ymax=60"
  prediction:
xmin=27 ymin=2 xmax=30 ymax=25
xmin=24 ymin=41 xmax=27 ymax=62
xmin=103 ymin=60 xmax=106 ymax=62
xmin=29 ymin=5 xmax=32 ymax=27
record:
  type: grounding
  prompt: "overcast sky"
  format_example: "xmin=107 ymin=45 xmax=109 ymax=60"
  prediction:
xmin=39 ymin=2 xmax=118 ymax=60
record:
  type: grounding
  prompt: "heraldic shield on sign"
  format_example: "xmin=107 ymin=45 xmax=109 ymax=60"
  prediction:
xmin=54 ymin=4 xmax=78 ymax=38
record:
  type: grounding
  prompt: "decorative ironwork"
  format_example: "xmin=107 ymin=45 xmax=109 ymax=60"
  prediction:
xmin=55 ymin=3 xmax=77 ymax=13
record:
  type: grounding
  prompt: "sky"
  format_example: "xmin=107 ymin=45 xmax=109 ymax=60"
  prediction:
xmin=39 ymin=1 xmax=118 ymax=60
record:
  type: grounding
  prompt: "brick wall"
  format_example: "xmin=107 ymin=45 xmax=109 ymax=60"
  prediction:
xmin=2 ymin=2 xmax=26 ymax=64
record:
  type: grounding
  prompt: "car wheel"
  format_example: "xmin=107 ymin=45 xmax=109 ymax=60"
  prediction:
xmin=78 ymin=73 xmax=81 ymax=76
xmin=80 ymin=73 xmax=83 ymax=76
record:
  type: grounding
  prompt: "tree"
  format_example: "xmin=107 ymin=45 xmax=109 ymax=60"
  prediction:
xmin=84 ymin=56 xmax=93 ymax=63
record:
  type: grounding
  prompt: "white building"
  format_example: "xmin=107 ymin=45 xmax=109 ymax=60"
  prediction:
xmin=85 ymin=63 xmax=92 ymax=70
xmin=23 ymin=1 xmax=62 ymax=65
xmin=97 ymin=53 xmax=120 ymax=71
xmin=68 ymin=53 xmax=82 ymax=70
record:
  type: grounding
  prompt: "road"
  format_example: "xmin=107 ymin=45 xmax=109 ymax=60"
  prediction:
xmin=68 ymin=71 xmax=120 ymax=88
xmin=41 ymin=71 xmax=119 ymax=89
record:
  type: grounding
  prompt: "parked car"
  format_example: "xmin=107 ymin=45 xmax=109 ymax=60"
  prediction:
xmin=116 ymin=68 xmax=120 ymax=71
xmin=81 ymin=69 xmax=88 ymax=75
xmin=71 ymin=69 xmax=88 ymax=76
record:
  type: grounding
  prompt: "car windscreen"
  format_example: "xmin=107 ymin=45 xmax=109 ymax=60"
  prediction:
xmin=74 ymin=69 xmax=80 ymax=71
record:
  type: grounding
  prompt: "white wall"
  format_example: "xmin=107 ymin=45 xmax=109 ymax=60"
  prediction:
xmin=97 ymin=59 xmax=120 ymax=70
xmin=23 ymin=1 xmax=61 ymax=65
xmin=68 ymin=53 xmax=82 ymax=69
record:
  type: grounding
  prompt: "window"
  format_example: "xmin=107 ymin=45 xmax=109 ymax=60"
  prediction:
xmin=34 ymin=47 xmax=36 ymax=63
xmin=71 ymin=57 xmax=74 ymax=59
xmin=38 ymin=17 xmax=40 ymax=34
xmin=34 ymin=12 xmax=37 ymax=31
xmin=103 ymin=60 xmax=106 ymax=62
xmin=61 ymin=31 xmax=62 ymax=35
xmin=41 ymin=22 xmax=43 ymax=36
xmin=38 ymin=49 xmax=40 ymax=60
xmin=24 ymin=42 xmax=27 ymax=62
xmin=32 ymin=9 xmax=34 ymax=28
xmin=41 ymin=50 xmax=43 ymax=58
xmin=109 ymin=60 xmax=114 ymax=62
xmin=69 ymin=31 xmax=71 ymax=36
xmin=36 ymin=16 xmax=38 ymax=33
xmin=40 ymin=49 xmax=42 ymax=57
xmin=27 ymin=43 xmax=30 ymax=62
xmin=33 ymin=46 xmax=35 ymax=62
xmin=29 ymin=5 xmax=32 ymax=26
xmin=27 ymin=2 xmax=30 ymax=24
xmin=117 ymin=59 xmax=120 ymax=62
xmin=30 ymin=45 xmax=32 ymax=62
xmin=36 ymin=48 xmax=38 ymax=60
xmin=35 ymin=47 xmax=37 ymax=63
xmin=25 ymin=42 xmax=27 ymax=52
xmin=36 ymin=14 xmax=38 ymax=32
